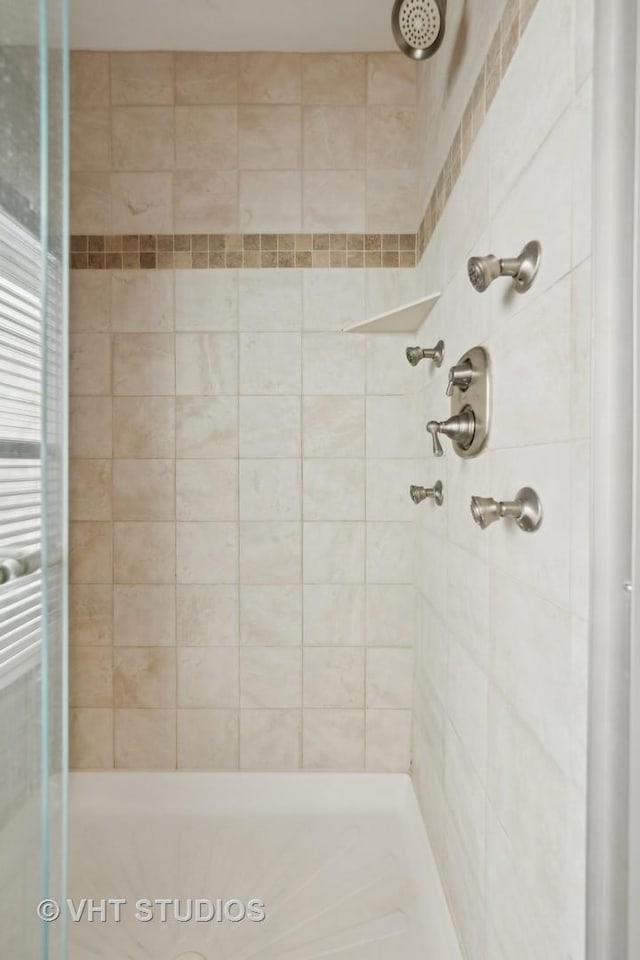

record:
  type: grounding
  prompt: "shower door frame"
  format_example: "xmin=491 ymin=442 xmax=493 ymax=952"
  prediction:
xmin=588 ymin=0 xmax=640 ymax=958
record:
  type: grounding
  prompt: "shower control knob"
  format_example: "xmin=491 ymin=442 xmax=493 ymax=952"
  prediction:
xmin=426 ymin=408 xmax=476 ymax=458
xmin=446 ymin=360 xmax=472 ymax=396
xmin=410 ymin=481 xmax=444 ymax=506
xmin=406 ymin=340 xmax=445 ymax=368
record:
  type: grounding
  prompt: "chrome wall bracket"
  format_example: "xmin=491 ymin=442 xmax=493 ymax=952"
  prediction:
xmin=470 ymin=487 xmax=543 ymax=533
xmin=406 ymin=341 xmax=445 ymax=368
xmin=426 ymin=346 xmax=491 ymax=458
xmin=410 ymin=481 xmax=444 ymax=506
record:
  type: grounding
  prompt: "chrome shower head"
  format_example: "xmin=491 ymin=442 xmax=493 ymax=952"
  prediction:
xmin=467 ymin=254 xmax=502 ymax=293
xmin=467 ymin=241 xmax=542 ymax=294
xmin=391 ymin=0 xmax=447 ymax=61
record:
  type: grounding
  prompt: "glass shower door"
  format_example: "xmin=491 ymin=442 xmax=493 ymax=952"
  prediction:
xmin=0 ymin=0 xmax=68 ymax=956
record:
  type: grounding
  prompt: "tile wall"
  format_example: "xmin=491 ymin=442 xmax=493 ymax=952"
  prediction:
xmin=409 ymin=0 xmax=592 ymax=956
xmin=70 ymin=50 xmax=420 ymax=239
xmin=68 ymin=46 xmax=422 ymax=771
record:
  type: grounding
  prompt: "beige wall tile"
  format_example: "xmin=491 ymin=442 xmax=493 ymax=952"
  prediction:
xmin=175 ymin=271 xmax=238 ymax=332
xmin=177 ymin=585 xmax=239 ymax=646
xmin=366 ymin=709 xmax=411 ymax=771
xmin=367 ymin=648 xmax=414 ymax=708
xmin=303 ymin=459 xmax=365 ymax=521
xmin=303 ymin=648 xmax=365 ymax=708
xmin=71 ymin=51 xmax=109 ymax=108
xmin=112 ymin=107 xmax=175 ymax=171
xmin=175 ymin=106 xmax=238 ymax=170
xmin=302 ymin=333 xmax=365 ymax=395
xmin=367 ymin=53 xmax=418 ymax=105
xmin=238 ymin=105 xmax=301 ymax=170
xmin=176 ymin=459 xmax=238 ymax=521
xmin=173 ymin=170 xmax=238 ymax=233
xmin=240 ymin=648 xmax=302 ymax=708
xmin=238 ymin=268 xmax=303 ymax=332
xmin=302 ymin=171 xmax=365 ymax=232
xmin=114 ymin=709 xmax=176 ymax=769
xmin=113 ymin=459 xmax=175 ymax=521
xmin=111 ymin=172 xmax=173 ymax=233
xmin=70 ymin=333 xmax=111 ymax=397
xmin=70 ymin=584 xmax=113 ymax=646
xmin=110 ymin=52 xmax=174 ymax=106
xmin=177 ymin=647 xmax=239 ymax=707
xmin=238 ymin=53 xmax=301 ymax=104
xmin=71 ymin=172 xmax=111 ymax=232
xmin=111 ymin=271 xmax=174 ymax=333
xmin=303 ymin=522 xmax=365 ymax=584
xmin=176 ymin=397 xmax=238 ymax=459
xmin=239 ymin=459 xmax=301 ymax=522
xmin=70 ymin=271 xmax=110 ymax=333
xmin=302 ymin=54 xmax=366 ymax=105
xmin=70 ymin=646 xmax=113 ymax=707
xmin=302 ymin=709 xmax=364 ymax=769
xmin=175 ymin=333 xmax=238 ymax=396
xmin=239 ymin=332 xmax=301 ymax=396
xmin=113 ymin=333 xmax=175 ymax=396
xmin=175 ymin=52 xmax=238 ymax=105
xmin=70 ymin=459 xmax=112 ymax=521
xmin=70 ymin=522 xmax=113 ymax=584
xmin=176 ymin=522 xmax=238 ymax=584
xmin=302 ymin=269 xmax=365 ymax=333
xmin=366 ymin=585 xmax=417 ymax=647
xmin=240 ymin=709 xmax=301 ymax=769
xmin=302 ymin=397 xmax=365 ymax=458
xmin=240 ymin=585 xmax=302 ymax=646
xmin=239 ymin=522 xmax=301 ymax=585
xmin=366 ymin=106 xmax=417 ymax=169
xmin=114 ymin=585 xmax=176 ymax=647
xmin=113 ymin=397 xmax=175 ymax=459
xmin=114 ymin=522 xmax=175 ymax=584
xmin=239 ymin=171 xmax=302 ymax=232
xmin=70 ymin=708 xmax=114 ymax=769
xmin=303 ymin=585 xmax=365 ymax=646
xmin=178 ymin=709 xmax=239 ymax=769
xmin=239 ymin=397 xmax=300 ymax=458
xmin=367 ymin=169 xmax=418 ymax=233
xmin=71 ymin=109 xmax=111 ymax=172
xmin=114 ymin=647 xmax=176 ymax=708
xmin=303 ymin=107 xmax=365 ymax=169
xmin=70 ymin=398 xmax=113 ymax=459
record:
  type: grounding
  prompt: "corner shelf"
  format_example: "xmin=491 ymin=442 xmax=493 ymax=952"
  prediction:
xmin=342 ymin=293 xmax=441 ymax=334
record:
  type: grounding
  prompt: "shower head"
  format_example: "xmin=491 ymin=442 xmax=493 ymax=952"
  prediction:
xmin=467 ymin=241 xmax=542 ymax=294
xmin=391 ymin=0 xmax=447 ymax=61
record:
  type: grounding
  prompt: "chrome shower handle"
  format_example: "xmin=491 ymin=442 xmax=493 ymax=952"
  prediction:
xmin=426 ymin=408 xmax=476 ymax=458
xmin=446 ymin=360 xmax=472 ymax=396
xmin=426 ymin=421 xmax=444 ymax=457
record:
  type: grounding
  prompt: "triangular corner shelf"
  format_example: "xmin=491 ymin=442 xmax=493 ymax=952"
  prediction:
xmin=342 ymin=293 xmax=440 ymax=334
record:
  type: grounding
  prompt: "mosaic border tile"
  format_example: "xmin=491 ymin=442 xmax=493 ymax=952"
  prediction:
xmin=70 ymin=0 xmax=536 ymax=271
xmin=417 ymin=0 xmax=537 ymax=258
xmin=70 ymin=233 xmax=417 ymax=270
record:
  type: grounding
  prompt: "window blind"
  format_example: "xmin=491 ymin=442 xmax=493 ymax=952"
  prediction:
xmin=0 ymin=206 xmax=43 ymax=690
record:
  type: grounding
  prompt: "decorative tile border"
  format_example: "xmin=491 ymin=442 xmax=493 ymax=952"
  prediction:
xmin=417 ymin=0 xmax=537 ymax=258
xmin=70 ymin=232 xmax=417 ymax=269
xmin=70 ymin=0 xmax=536 ymax=271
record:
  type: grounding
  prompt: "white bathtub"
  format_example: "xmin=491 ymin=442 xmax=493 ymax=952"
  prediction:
xmin=68 ymin=772 xmax=462 ymax=960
